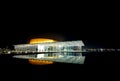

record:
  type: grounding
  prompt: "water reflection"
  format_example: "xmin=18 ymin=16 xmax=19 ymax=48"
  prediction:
xmin=13 ymin=52 xmax=85 ymax=64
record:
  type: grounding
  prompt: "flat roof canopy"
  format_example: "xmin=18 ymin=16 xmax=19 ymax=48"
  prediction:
xmin=14 ymin=40 xmax=84 ymax=48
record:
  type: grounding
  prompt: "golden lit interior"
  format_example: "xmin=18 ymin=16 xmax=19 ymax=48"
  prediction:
xmin=28 ymin=38 xmax=57 ymax=65
xmin=29 ymin=38 xmax=57 ymax=44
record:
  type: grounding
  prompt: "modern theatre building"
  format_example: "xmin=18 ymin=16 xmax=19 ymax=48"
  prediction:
xmin=14 ymin=40 xmax=84 ymax=53
xmin=13 ymin=40 xmax=85 ymax=64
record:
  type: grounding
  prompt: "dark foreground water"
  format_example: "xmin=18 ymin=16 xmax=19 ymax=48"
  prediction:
xmin=0 ymin=52 xmax=120 ymax=80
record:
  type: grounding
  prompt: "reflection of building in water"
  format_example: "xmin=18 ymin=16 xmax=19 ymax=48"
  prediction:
xmin=13 ymin=40 xmax=85 ymax=64
xmin=13 ymin=52 xmax=85 ymax=64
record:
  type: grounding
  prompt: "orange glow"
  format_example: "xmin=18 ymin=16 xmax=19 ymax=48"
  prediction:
xmin=29 ymin=38 xmax=57 ymax=44
xmin=28 ymin=38 xmax=57 ymax=65
xmin=29 ymin=59 xmax=54 ymax=65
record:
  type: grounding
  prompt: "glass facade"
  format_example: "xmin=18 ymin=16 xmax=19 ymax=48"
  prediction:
xmin=13 ymin=40 xmax=85 ymax=64
xmin=14 ymin=40 xmax=84 ymax=53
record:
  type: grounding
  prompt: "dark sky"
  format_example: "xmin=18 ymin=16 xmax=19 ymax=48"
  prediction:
xmin=0 ymin=6 xmax=119 ymax=48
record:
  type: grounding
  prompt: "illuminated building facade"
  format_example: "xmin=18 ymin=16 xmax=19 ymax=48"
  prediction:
xmin=13 ymin=40 xmax=85 ymax=64
xmin=14 ymin=40 xmax=84 ymax=53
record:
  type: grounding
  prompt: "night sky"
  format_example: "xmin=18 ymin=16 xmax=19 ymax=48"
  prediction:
xmin=0 ymin=4 xmax=120 ymax=81
xmin=0 ymin=6 xmax=119 ymax=49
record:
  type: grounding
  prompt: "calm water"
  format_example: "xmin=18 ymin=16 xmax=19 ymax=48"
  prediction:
xmin=0 ymin=52 xmax=120 ymax=80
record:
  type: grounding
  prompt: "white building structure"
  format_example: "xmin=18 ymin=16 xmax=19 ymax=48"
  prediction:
xmin=13 ymin=40 xmax=85 ymax=64
xmin=14 ymin=40 xmax=84 ymax=53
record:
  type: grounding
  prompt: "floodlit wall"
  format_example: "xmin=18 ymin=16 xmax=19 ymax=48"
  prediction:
xmin=13 ymin=41 xmax=85 ymax=64
xmin=14 ymin=44 xmax=38 ymax=52
xmin=14 ymin=40 xmax=84 ymax=52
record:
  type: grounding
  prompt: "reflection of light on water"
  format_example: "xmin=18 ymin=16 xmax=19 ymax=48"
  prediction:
xmin=29 ymin=53 xmax=85 ymax=64
xmin=29 ymin=59 xmax=54 ymax=65
xmin=13 ymin=52 xmax=85 ymax=65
